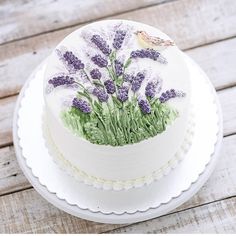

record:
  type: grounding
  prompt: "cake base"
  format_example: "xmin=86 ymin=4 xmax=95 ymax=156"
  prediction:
xmin=13 ymin=54 xmax=222 ymax=224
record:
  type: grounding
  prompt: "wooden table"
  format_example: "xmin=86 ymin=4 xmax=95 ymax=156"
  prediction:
xmin=0 ymin=0 xmax=236 ymax=233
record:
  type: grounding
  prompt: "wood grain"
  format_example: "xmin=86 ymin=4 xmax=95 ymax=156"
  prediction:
xmin=186 ymin=38 xmax=236 ymax=90
xmin=175 ymin=135 xmax=236 ymax=211
xmin=0 ymin=135 xmax=236 ymax=233
xmin=218 ymin=87 xmax=236 ymax=136
xmin=0 ymin=0 xmax=167 ymax=45
xmin=1 ymin=0 xmax=236 ymax=98
xmin=0 ymin=95 xmax=16 ymax=148
xmin=0 ymin=146 xmax=30 ymax=195
xmin=110 ymin=196 xmax=236 ymax=233
xmin=111 ymin=0 xmax=236 ymax=49
xmin=0 ymin=188 xmax=122 ymax=233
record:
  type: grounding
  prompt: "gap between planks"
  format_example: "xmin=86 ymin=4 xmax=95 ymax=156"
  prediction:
xmin=104 ymin=195 xmax=236 ymax=234
xmin=0 ymin=0 xmax=175 ymax=46
xmin=108 ymin=196 xmax=236 ymax=233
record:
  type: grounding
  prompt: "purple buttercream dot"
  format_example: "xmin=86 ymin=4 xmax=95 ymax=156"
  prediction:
xmin=90 ymin=68 xmax=102 ymax=80
xmin=131 ymin=72 xmax=145 ymax=92
xmin=114 ymin=60 xmax=123 ymax=77
xmin=104 ymin=79 xmax=116 ymax=94
xmin=93 ymin=87 xmax=109 ymax=102
xmin=63 ymin=51 xmax=84 ymax=70
xmin=159 ymin=89 xmax=185 ymax=103
xmin=72 ymin=98 xmax=91 ymax=113
xmin=130 ymin=48 xmax=167 ymax=64
xmin=117 ymin=86 xmax=129 ymax=102
xmin=159 ymin=96 xmax=165 ymax=103
xmin=124 ymin=74 xmax=134 ymax=82
xmin=145 ymin=81 xmax=156 ymax=98
xmin=91 ymin=54 xmax=108 ymax=68
xmin=113 ymin=30 xmax=126 ymax=50
xmin=138 ymin=99 xmax=151 ymax=114
xmin=91 ymin=34 xmax=111 ymax=56
xmin=48 ymin=75 xmax=75 ymax=88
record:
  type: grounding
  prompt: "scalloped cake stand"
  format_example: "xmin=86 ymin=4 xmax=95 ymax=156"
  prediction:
xmin=13 ymin=54 xmax=223 ymax=224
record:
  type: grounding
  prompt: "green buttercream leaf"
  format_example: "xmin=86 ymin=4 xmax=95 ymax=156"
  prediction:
xmin=93 ymin=80 xmax=104 ymax=88
xmin=112 ymin=96 xmax=123 ymax=109
xmin=77 ymin=91 xmax=92 ymax=103
xmin=109 ymin=51 xmax=116 ymax=62
xmin=116 ymin=77 xmax=123 ymax=87
xmin=124 ymin=58 xmax=132 ymax=68
xmin=63 ymin=96 xmax=179 ymax=146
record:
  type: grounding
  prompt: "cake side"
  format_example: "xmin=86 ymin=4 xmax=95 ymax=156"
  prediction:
xmin=43 ymin=109 xmax=195 ymax=190
xmin=43 ymin=20 xmax=191 ymax=183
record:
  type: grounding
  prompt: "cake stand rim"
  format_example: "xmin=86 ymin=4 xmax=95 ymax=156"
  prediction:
xmin=12 ymin=54 xmax=223 ymax=224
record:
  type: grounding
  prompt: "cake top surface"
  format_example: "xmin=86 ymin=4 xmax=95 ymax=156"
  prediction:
xmin=44 ymin=19 xmax=190 ymax=146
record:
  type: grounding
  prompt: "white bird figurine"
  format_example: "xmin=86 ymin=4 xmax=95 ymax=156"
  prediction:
xmin=135 ymin=30 xmax=175 ymax=51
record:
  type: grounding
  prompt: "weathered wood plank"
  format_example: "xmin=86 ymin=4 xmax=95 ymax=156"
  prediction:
xmin=0 ymin=0 xmax=167 ymax=45
xmin=1 ymin=0 xmax=236 ymax=98
xmin=0 ymin=86 xmax=235 ymax=148
xmin=175 ymin=134 xmax=236 ymax=211
xmin=218 ymin=87 xmax=236 ymax=136
xmin=0 ymin=188 xmax=122 ymax=233
xmin=1 ymin=0 xmax=236 ymax=48
xmin=0 ymin=95 xmax=16 ymax=148
xmin=112 ymin=0 xmax=236 ymax=49
xmin=0 ymin=146 xmax=30 ymax=195
xmin=186 ymin=38 xmax=236 ymax=90
xmin=110 ymin=197 xmax=236 ymax=233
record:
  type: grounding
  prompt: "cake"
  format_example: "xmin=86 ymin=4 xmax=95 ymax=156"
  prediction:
xmin=43 ymin=20 xmax=193 ymax=190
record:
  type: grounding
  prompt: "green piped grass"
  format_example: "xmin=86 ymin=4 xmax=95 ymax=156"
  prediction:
xmin=62 ymin=98 xmax=178 ymax=146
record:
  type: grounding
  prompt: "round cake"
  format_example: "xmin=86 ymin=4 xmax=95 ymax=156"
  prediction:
xmin=43 ymin=20 xmax=193 ymax=190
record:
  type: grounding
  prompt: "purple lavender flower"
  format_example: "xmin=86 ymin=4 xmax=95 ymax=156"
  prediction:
xmin=90 ymin=68 xmax=102 ymax=80
xmin=124 ymin=74 xmax=134 ymax=82
xmin=104 ymin=80 xmax=116 ymax=94
xmin=48 ymin=76 xmax=75 ymax=88
xmin=138 ymin=99 xmax=151 ymax=114
xmin=117 ymin=86 xmax=129 ymax=102
xmin=72 ymin=98 xmax=91 ymax=113
xmin=159 ymin=89 xmax=186 ymax=103
xmin=91 ymin=55 xmax=108 ymax=68
xmin=113 ymin=30 xmax=126 ymax=50
xmin=114 ymin=60 xmax=123 ymax=77
xmin=145 ymin=82 xmax=157 ymax=98
xmin=130 ymin=49 xmax=167 ymax=64
xmin=91 ymin=35 xmax=111 ymax=56
xmin=131 ymin=72 xmax=145 ymax=92
xmin=93 ymin=87 xmax=109 ymax=102
xmin=63 ymin=51 xmax=84 ymax=71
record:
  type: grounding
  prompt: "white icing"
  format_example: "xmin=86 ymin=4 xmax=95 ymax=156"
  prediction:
xmin=43 ymin=110 xmax=195 ymax=190
xmin=43 ymin=20 xmax=191 ymax=184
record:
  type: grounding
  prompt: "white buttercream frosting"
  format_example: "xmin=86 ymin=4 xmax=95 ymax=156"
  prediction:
xmin=43 ymin=20 xmax=192 ymax=189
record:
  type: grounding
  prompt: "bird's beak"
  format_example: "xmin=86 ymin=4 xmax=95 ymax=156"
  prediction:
xmin=134 ymin=31 xmax=140 ymax=35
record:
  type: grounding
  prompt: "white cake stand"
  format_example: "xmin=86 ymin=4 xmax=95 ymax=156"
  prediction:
xmin=13 ymin=54 xmax=223 ymax=224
